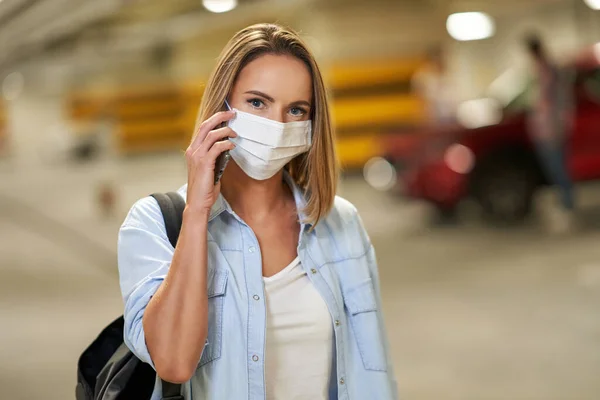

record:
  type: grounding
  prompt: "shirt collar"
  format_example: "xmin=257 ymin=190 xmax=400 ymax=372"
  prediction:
xmin=186 ymin=171 xmax=309 ymax=226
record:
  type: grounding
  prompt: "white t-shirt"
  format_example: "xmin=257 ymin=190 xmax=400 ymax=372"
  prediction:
xmin=263 ymin=257 xmax=333 ymax=400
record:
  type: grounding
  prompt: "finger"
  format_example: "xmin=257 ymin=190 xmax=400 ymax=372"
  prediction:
xmin=189 ymin=111 xmax=235 ymax=151
xmin=205 ymin=140 xmax=236 ymax=163
xmin=199 ymin=127 xmax=237 ymax=155
xmin=190 ymin=111 xmax=234 ymax=151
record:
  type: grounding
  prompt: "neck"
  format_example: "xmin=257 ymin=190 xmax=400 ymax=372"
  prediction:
xmin=220 ymin=163 xmax=290 ymax=220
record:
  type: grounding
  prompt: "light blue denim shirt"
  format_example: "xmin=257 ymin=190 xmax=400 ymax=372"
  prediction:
xmin=118 ymin=174 xmax=399 ymax=400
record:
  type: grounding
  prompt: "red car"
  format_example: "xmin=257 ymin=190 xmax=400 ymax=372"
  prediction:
xmin=380 ymin=46 xmax=600 ymax=222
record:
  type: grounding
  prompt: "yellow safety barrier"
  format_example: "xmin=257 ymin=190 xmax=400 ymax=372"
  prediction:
xmin=64 ymin=57 xmax=425 ymax=165
xmin=327 ymin=57 xmax=426 ymax=169
xmin=331 ymin=94 xmax=424 ymax=129
xmin=327 ymin=58 xmax=425 ymax=90
xmin=335 ymin=134 xmax=382 ymax=170
xmin=68 ymin=88 xmax=113 ymax=124
xmin=67 ymin=83 xmax=204 ymax=155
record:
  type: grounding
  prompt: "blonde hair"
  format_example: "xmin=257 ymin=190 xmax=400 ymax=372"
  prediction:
xmin=193 ymin=23 xmax=338 ymax=226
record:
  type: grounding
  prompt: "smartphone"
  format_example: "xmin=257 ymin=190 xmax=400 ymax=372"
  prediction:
xmin=214 ymin=150 xmax=230 ymax=185
xmin=214 ymin=121 xmax=231 ymax=185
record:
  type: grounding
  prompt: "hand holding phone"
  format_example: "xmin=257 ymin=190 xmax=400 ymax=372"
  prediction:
xmin=184 ymin=111 xmax=236 ymax=214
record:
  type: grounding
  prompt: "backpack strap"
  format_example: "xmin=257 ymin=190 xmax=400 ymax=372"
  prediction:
xmin=150 ymin=192 xmax=186 ymax=400
xmin=150 ymin=192 xmax=186 ymax=248
xmin=161 ymin=381 xmax=184 ymax=400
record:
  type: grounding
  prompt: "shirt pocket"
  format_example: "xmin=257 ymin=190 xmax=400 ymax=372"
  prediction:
xmin=343 ymin=278 xmax=388 ymax=372
xmin=198 ymin=267 xmax=228 ymax=367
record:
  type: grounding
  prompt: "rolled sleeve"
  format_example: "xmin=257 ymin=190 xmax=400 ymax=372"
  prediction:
xmin=117 ymin=196 xmax=175 ymax=369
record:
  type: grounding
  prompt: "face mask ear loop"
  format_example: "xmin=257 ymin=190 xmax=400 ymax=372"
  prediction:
xmin=225 ymin=99 xmax=232 ymax=111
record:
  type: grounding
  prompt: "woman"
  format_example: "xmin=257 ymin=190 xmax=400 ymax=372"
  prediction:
xmin=118 ymin=23 xmax=398 ymax=400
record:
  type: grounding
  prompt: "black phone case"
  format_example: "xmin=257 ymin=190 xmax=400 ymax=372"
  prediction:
xmin=214 ymin=119 xmax=232 ymax=185
xmin=214 ymin=150 xmax=230 ymax=185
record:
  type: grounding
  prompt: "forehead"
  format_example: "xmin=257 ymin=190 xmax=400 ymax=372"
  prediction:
xmin=234 ymin=54 xmax=313 ymax=102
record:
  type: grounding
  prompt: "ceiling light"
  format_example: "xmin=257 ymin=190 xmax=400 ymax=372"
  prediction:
xmin=202 ymin=0 xmax=237 ymax=13
xmin=584 ymin=0 xmax=600 ymax=10
xmin=446 ymin=12 xmax=495 ymax=41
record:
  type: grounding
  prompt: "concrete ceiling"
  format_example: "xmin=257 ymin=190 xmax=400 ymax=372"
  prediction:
xmin=0 ymin=0 xmax=576 ymax=76
xmin=0 ymin=0 xmax=312 ymax=71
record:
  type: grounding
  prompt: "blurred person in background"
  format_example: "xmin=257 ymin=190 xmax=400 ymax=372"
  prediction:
xmin=93 ymin=108 xmax=119 ymax=219
xmin=412 ymin=45 xmax=458 ymax=127
xmin=524 ymin=33 xmax=576 ymax=233
xmin=117 ymin=23 xmax=398 ymax=399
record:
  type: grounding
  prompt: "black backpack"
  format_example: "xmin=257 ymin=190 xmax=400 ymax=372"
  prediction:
xmin=76 ymin=192 xmax=186 ymax=400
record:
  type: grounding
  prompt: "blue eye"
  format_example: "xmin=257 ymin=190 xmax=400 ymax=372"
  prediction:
xmin=248 ymin=98 xmax=264 ymax=108
xmin=290 ymin=107 xmax=306 ymax=117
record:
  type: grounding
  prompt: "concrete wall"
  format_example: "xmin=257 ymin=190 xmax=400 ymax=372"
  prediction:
xmin=5 ymin=92 xmax=69 ymax=168
xmin=170 ymin=0 xmax=446 ymax=81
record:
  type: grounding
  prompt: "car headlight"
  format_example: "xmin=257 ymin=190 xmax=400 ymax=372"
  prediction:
xmin=443 ymin=144 xmax=475 ymax=174
xmin=363 ymin=157 xmax=397 ymax=191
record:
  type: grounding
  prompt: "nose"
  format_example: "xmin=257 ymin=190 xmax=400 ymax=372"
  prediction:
xmin=268 ymin=105 xmax=286 ymax=123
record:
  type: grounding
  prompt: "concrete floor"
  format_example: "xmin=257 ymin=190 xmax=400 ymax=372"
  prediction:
xmin=1 ymin=154 xmax=600 ymax=399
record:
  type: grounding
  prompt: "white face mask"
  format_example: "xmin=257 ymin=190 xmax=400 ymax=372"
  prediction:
xmin=226 ymin=105 xmax=312 ymax=180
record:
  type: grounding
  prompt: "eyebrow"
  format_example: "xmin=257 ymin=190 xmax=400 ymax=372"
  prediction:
xmin=244 ymin=90 xmax=311 ymax=108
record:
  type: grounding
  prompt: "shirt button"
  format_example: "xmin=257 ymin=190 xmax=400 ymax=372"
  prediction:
xmin=339 ymin=378 xmax=345 ymax=385
xmin=253 ymin=294 xmax=260 ymax=301
xmin=335 ymin=320 xmax=341 ymax=327
xmin=310 ymin=268 xmax=317 ymax=274
xmin=248 ymin=246 xmax=256 ymax=253
xmin=252 ymin=355 xmax=259 ymax=362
